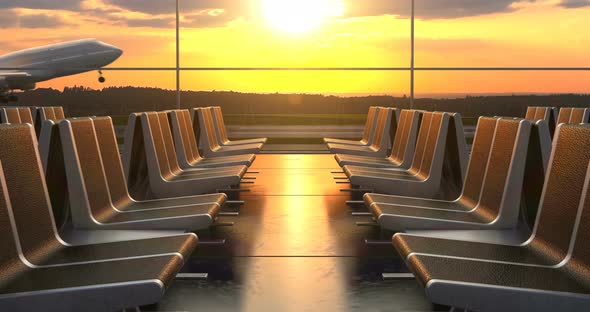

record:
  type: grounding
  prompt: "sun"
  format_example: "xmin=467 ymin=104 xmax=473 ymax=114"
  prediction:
xmin=262 ymin=0 xmax=344 ymax=33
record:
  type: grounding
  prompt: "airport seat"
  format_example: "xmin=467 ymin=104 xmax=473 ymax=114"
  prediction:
xmin=156 ymin=111 xmax=249 ymax=174
xmin=40 ymin=118 xmax=224 ymax=230
xmin=123 ymin=112 xmax=246 ymax=198
xmin=400 ymin=126 xmax=590 ymax=311
xmin=526 ymin=106 xmax=558 ymax=136
xmin=366 ymin=117 xmax=551 ymax=231
xmin=53 ymin=106 xmax=65 ymax=119
xmin=393 ymin=122 xmax=590 ymax=265
xmin=324 ymin=106 xmax=380 ymax=146
xmin=211 ymin=106 xmax=268 ymax=146
xmin=169 ymin=110 xmax=256 ymax=168
xmin=1 ymin=107 xmax=35 ymax=129
xmin=192 ymin=107 xmax=263 ymax=157
xmin=344 ymin=112 xmax=467 ymax=198
xmin=327 ymin=107 xmax=398 ymax=157
xmin=334 ymin=109 xmax=421 ymax=169
xmin=91 ymin=116 xmax=228 ymax=210
xmin=0 ymin=107 xmax=22 ymax=123
xmin=557 ymin=107 xmax=590 ymax=124
xmin=0 ymin=124 xmax=195 ymax=311
xmin=33 ymin=106 xmax=65 ymax=136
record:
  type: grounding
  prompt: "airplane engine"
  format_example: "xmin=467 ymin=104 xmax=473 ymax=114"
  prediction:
xmin=8 ymin=82 xmax=36 ymax=91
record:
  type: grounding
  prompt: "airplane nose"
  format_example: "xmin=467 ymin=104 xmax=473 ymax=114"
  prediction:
xmin=114 ymin=48 xmax=123 ymax=57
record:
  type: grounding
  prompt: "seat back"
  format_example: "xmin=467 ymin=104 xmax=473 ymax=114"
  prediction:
xmin=194 ymin=108 xmax=222 ymax=155
xmin=526 ymin=106 xmax=557 ymax=136
xmin=389 ymin=109 xmax=408 ymax=161
xmin=122 ymin=113 xmax=152 ymax=199
xmin=519 ymin=119 xmax=552 ymax=230
xmin=529 ymin=124 xmax=590 ymax=264
xmin=0 ymin=108 xmax=22 ymax=123
xmin=361 ymin=106 xmax=378 ymax=144
xmin=157 ymin=112 xmax=184 ymax=175
xmin=41 ymin=107 xmax=57 ymax=120
xmin=390 ymin=110 xmax=421 ymax=167
xmin=368 ymin=108 xmax=387 ymax=149
xmin=211 ymin=107 xmax=230 ymax=144
xmin=169 ymin=110 xmax=203 ymax=168
xmin=568 ymin=154 xmax=590 ymax=278
xmin=557 ymin=107 xmax=590 ymax=124
xmin=369 ymin=108 xmax=393 ymax=152
xmin=0 ymin=124 xmax=61 ymax=264
xmin=142 ymin=112 xmax=175 ymax=180
xmin=0 ymin=161 xmax=29 ymax=279
xmin=557 ymin=108 xmax=573 ymax=124
xmin=59 ymin=118 xmax=116 ymax=225
xmin=18 ymin=107 xmax=34 ymax=124
xmin=53 ymin=106 xmax=65 ymax=119
xmin=438 ymin=113 xmax=468 ymax=198
xmin=387 ymin=108 xmax=400 ymax=151
xmin=457 ymin=117 xmax=499 ymax=208
xmin=474 ymin=118 xmax=532 ymax=226
xmin=407 ymin=112 xmax=434 ymax=175
xmin=92 ymin=117 xmax=133 ymax=206
xmin=181 ymin=110 xmax=203 ymax=161
xmin=525 ymin=107 xmax=537 ymax=120
xmin=39 ymin=120 xmax=72 ymax=232
xmin=570 ymin=108 xmax=590 ymax=124
xmin=215 ymin=107 xmax=230 ymax=142
xmin=415 ymin=112 xmax=447 ymax=180
xmin=365 ymin=107 xmax=381 ymax=145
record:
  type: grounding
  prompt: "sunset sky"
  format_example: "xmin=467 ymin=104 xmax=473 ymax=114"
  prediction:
xmin=1 ymin=0 xmax=589 ymax=95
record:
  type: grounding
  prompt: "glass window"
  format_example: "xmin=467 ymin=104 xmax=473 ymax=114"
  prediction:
xmin=0 ymin=1 xmax=176 ymax=68
xmin=414 ymin=2 xmax=590 ymax=67
xmin=180 ymin=0 xmax=411 ymax=67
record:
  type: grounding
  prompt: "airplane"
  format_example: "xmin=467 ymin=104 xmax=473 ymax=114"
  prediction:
xmin=0 ymin=39 xmax=123 ymax=103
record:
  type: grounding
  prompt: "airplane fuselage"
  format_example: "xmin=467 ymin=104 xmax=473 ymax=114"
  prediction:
xmin=0 ymin=39 xmax=122 ymax=91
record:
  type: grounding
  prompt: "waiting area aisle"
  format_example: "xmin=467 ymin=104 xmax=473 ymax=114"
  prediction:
xmin=147 ymin=154 xmax=442 ymax=311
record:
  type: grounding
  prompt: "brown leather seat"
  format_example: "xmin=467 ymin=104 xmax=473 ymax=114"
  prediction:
xmin=557 ymin=107 xmax=590 ymax=124
xmin=0 ymin=107 xmax=21 ymax=123
xmin=53 ymin=106 xmax=65 ymax=119
xmin=169 ymin=110 xmax=255 ymax=168
xmin=33 ymin=106 xmax=63 ymax=136
xmin=123 ymin=112 xmax=246 ymax=198
xmin=0 ymin=124 xmax=194 ymax=311
xmin=211 ymin=106 xmax=267 ymax=146
xmin=367 ymin=118 xmax=551 ymax=231
xmin=327 ymin=108 xmax=398 ymax=157
xmin=393 ymin=120 xmax=588 ymax=264
xmin=324 ymin=106 xmax=379 ymax=146
xmin=156 ymin=111 xmax=248 ymax=176
xmin=92 ymin=116 xmax=227 ymax=210
xmin=401 ymin=124 xmax=590 ymax=311
xmin=335 ymin=110 xmax=422 ymax=168
xmin=365 ymin=117 xmax=499 ymax=212
xmin=343 ymin=112 xmax=464 ymax=199
xmin=526 ymin=106 xmax=558 ymax=136
xmin=41 ymin=118 xmax=224 ymax=230
xmin=192 ymin=108 xmax=263 ymax=157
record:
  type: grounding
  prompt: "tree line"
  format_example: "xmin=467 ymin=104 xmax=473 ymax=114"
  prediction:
xmin=15 ymin=86 xmax=590 ymax=120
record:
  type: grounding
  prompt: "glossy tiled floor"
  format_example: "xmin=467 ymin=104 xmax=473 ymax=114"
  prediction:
xmin=147 ymin=154 xmax=442 ymax=311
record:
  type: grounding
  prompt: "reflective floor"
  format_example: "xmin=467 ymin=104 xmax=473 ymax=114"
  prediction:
xmin=146 ymin=154 xmax=443 ymax=311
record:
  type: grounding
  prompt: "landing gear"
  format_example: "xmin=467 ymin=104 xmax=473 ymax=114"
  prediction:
xmin=98 ymin=70 xmax=106 ymax=83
